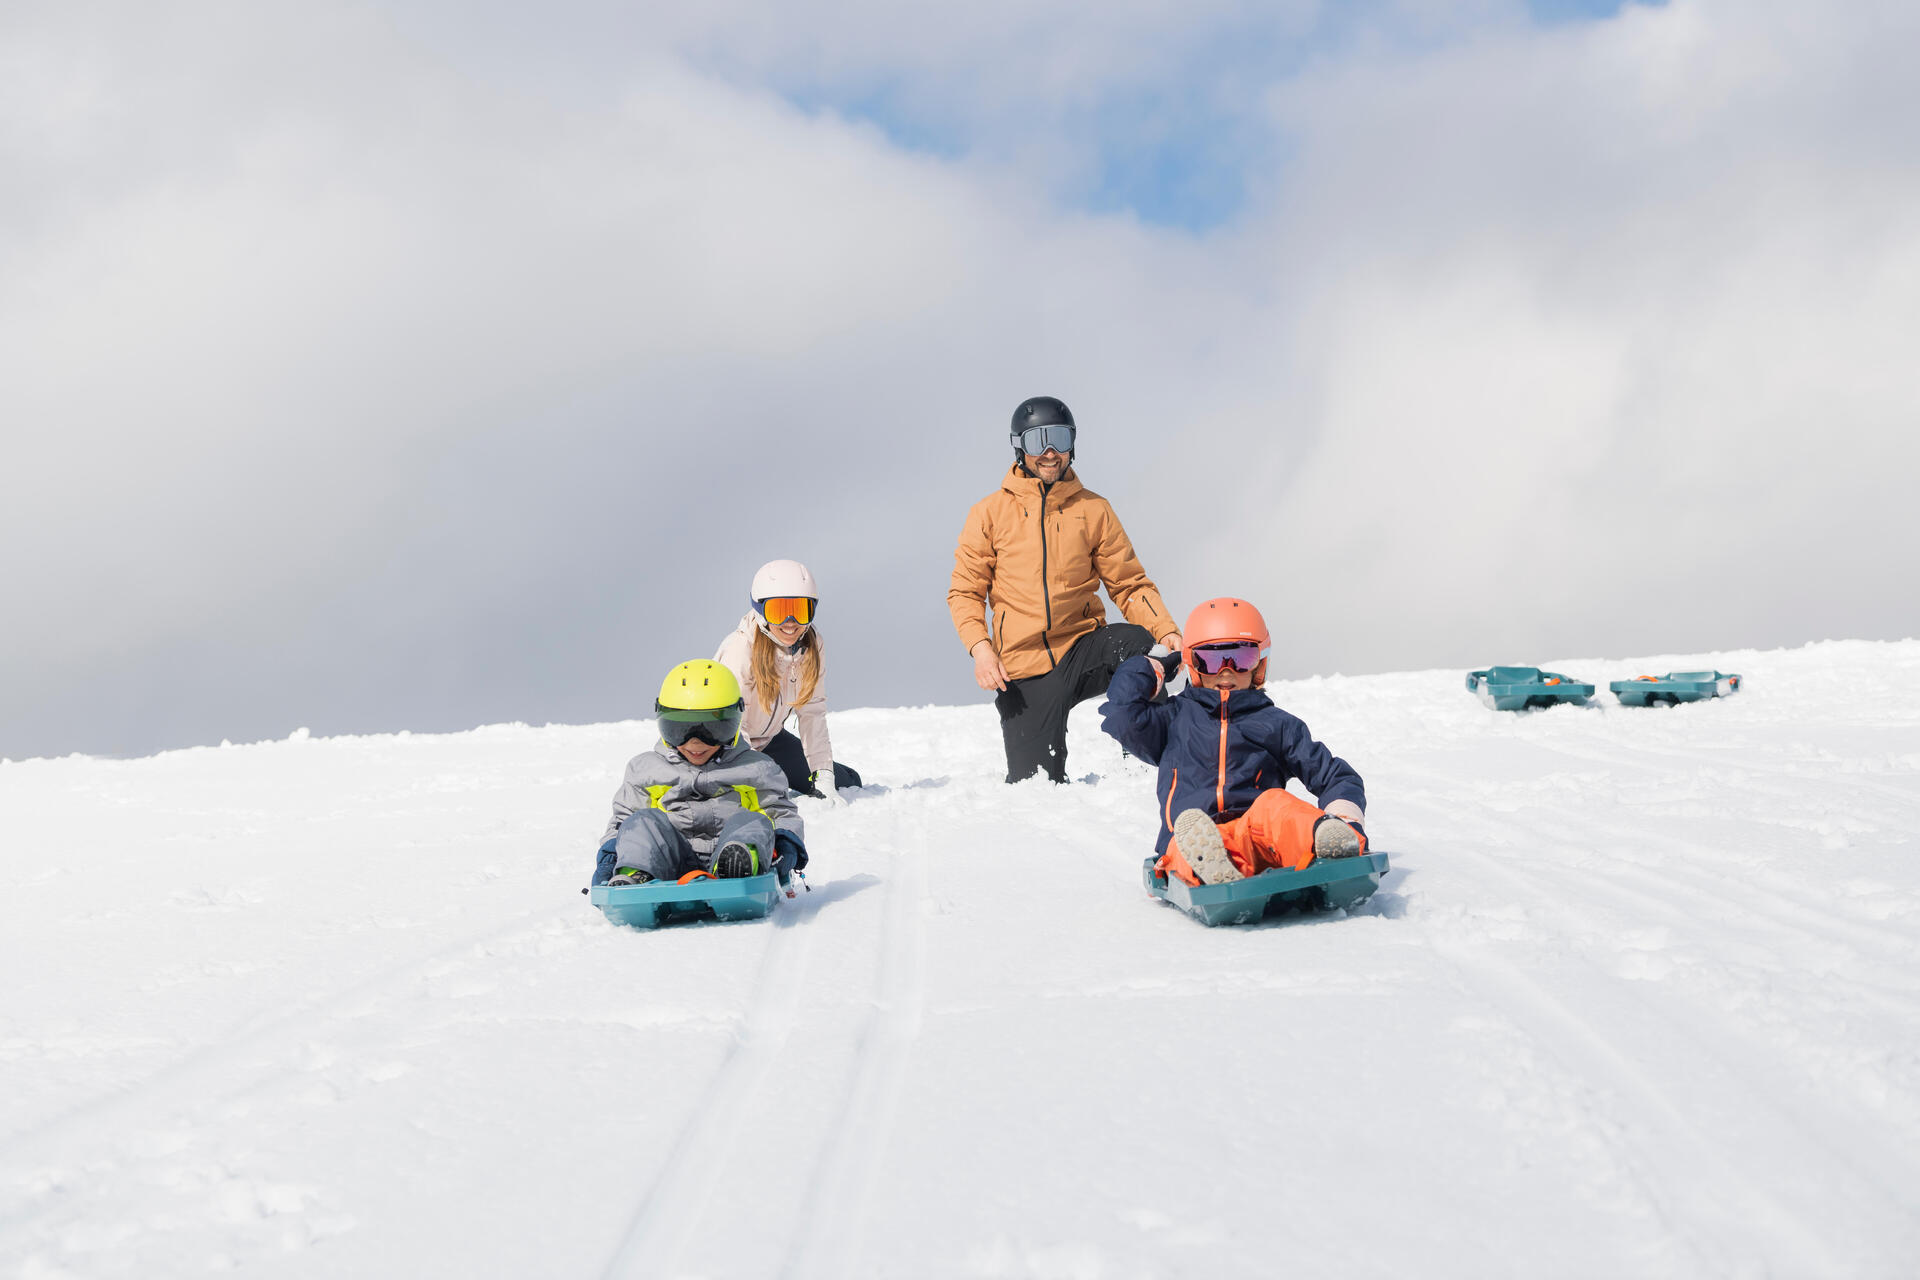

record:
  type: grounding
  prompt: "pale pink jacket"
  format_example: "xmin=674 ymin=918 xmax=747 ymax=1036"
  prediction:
xmin=714 ymin=612 xmax=834 ymax=775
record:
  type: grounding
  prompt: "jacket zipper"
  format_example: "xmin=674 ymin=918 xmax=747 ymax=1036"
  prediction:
xmin=1038 ymin=488 xmax=1057 ymax=667
xmin=1216 ymin=690 xmax=1230 ymax=813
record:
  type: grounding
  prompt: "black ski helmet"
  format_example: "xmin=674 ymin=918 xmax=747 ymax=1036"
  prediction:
xmin=1009 ymin=396 xmax=1076 ymax=467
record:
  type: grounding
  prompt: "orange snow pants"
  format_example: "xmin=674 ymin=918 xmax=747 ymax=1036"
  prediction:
xmin=1159 ymin=789 xmax=1354 ymax=887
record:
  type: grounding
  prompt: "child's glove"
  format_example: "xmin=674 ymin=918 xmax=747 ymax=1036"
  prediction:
xmin=774 ymin=830 xmax=809 ymax=873
xmin=1147 ymin=645 xmax=1186 ymax=697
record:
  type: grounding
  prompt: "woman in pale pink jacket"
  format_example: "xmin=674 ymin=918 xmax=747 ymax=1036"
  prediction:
xmin=714 ymin=559 xmax=864 ymax=801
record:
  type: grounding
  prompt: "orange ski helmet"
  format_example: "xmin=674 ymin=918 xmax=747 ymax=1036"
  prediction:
xmin=1182 ymin=597 xmax=1271 ymax=685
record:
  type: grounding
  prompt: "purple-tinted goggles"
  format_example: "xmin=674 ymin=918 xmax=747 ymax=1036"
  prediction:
xmin=1189 ymin=642 xmax=1263 ymax=674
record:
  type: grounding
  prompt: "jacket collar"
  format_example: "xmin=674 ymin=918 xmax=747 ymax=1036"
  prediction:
xmin=1000 ymin=462 xmax=1083 ymax=504
xmin=660 ymin=738 xmax=753 ymax=767
xmin=1176 ymin=684 xmax=1274 ymax=720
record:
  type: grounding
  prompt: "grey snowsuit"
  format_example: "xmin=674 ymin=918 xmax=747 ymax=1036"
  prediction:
xmin=594 ymin=739 xmax=803 ymax=886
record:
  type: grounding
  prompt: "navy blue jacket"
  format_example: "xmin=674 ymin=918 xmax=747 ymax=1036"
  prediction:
xmin=1099 ymin=655 xmax=1367 ymax=853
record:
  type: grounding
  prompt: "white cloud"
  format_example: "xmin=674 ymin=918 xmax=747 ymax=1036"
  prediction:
xmin=3 ymin=0 xmax=1916 ymax=756
xmin=1164 ymin=0 xmax=1920 ymax=672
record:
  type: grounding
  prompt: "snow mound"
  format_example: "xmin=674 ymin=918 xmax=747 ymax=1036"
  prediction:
xmin=4 ymin=640 xmax=1918 ymax=1276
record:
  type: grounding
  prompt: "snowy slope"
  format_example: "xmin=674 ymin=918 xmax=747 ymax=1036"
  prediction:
xmin=3 ymin=640 xmax=1918 ymax=1279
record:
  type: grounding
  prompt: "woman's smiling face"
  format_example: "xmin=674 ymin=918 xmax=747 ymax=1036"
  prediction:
xmin=772 ymin=618 xmax=808 ymax=645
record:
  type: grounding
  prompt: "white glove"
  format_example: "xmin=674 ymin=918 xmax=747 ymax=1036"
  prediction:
xmin=812 ymin=769 xmax=848 ymax=807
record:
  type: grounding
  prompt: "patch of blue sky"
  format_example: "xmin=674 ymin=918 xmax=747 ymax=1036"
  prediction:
xmin=1077 ymin=95 xmax=1262 ymax=233
xmin=783 ymin=81 xmax=973 ymax=162
xmin=771 ymin=0 xmax=1667 ymax=233
xmin=1528 ymin=0 xmax=1668 ymax=23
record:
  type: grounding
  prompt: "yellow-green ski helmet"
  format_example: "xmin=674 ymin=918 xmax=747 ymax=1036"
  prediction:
xmin=655 ymin=659 xmax=745 ymax=749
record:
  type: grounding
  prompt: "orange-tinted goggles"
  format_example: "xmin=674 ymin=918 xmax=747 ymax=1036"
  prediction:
xmin=757 ymin=596 xmax=815 ymax=626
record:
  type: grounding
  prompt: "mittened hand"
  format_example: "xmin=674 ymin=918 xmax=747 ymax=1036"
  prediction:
xmin=774 ymin=830 xmax=809 ymax=873
xmin=1147 ymin=644 xmax=1183 ymax=681
xmin=1146 ymin=645 xmax=1186 ymax=700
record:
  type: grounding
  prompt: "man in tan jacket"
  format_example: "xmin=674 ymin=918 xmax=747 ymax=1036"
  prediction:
xmin=949 ymin=396 xmax=1183 ymax=782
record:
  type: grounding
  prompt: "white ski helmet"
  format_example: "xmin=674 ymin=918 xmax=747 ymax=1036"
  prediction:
xmin=750 ymin=559 xmax=818 ymax=603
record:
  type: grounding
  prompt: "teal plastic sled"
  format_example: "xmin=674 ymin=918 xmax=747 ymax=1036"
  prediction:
xmin=1610 ymin=670 xmax=1741 ymax=706
xmin=590 ymin=873 xmax=782 ymax=929
xmin=1466 ymin=666 xmax=1594 ymax=711
xmin=1142 ymin=852 xmax=1391 ymax=926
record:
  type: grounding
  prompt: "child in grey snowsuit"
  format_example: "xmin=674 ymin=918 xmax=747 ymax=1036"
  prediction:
xmin=593 ymin=660 xmax=807 ymax=887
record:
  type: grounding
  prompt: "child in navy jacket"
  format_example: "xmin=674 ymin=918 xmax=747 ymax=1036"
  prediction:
xmin=1099 ymin=597 xmax=1368 ymax=886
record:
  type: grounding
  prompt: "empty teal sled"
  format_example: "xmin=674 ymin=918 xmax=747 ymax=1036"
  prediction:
xmin=1142 ymin=852 xmax=1391 ymax=926
xmin=1466 ymin=666 xmax=1594 ymax=711
xmin=1611 ymin=670 xmax=1741 ymax=706
xmin=590 ymin=873 xmax=781 ymax=929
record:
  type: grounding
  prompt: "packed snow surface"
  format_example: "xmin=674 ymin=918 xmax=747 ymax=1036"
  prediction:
xmin=4 ymin=641 xmax=1919 ymax=1278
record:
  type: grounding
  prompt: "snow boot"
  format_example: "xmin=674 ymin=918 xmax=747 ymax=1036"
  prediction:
xmin=1173 ymin=809 xmax=1243 ymax=885
xmin=1312 ymin=815 xmax=1362 ymax=861
xmin=712 ymin=841 xmax=763 ymax=879
xmin=608 ymin=869 xmax=654 ymax=886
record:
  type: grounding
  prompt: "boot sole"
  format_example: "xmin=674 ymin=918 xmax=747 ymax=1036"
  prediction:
xmin=712 ymin=842 xmax=760 ymax=878
xmin=1312 ymin=816 xmax=1361 ymax=860
xmin=1173 ymin=809 xmax=1243 ymax=884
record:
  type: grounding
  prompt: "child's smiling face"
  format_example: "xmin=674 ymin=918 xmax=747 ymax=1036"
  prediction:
xmin=677 ymin=736 xmax=723 ymax=765
xmin=1196 ymin=664 xmax=1254 ymax=692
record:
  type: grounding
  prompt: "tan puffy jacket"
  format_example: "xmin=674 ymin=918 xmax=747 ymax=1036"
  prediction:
xmin=949 ymin=464 xmax=1177 ymax=682
xmin=714 ymin=612 xmax=834 ymax=775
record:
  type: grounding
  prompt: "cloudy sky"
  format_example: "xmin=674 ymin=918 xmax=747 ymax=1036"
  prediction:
xmin=4 ymin=0 xmax=1916 ymax=760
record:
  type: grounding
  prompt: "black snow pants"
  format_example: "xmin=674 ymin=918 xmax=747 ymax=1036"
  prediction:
xmin=995 ymin=623 xmax=1156 ymax=784
xmin=759 ymin=729 xmax=863 ymax=797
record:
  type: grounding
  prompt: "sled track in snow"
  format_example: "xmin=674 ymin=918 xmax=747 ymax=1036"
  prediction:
xmin=780 ymin=827 xmax=929 ymax=1279
xmin=598 ymin=817 xmax=931 ymax=1280
xmin=1415 ymin=855 xmax=1837 ymax=1273
xmin=1481 ymin=808 xmax=1920 ymax=1195
xmin=0 ymin=901 xmax=582 ymax=1201
xmin=1393 ymin=755 xmax=1920 ymax=974
xmin=1506 ymin=802 xmax=1920 ymax=986
xmin=600 ymin=903 xmax=817 ymax=1279
xmin=1402 ymin=791 xmax=1920 ymax=1272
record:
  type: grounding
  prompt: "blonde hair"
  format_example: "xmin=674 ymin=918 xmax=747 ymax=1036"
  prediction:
xmin=750 ymin=626 xmax=820 ymax=713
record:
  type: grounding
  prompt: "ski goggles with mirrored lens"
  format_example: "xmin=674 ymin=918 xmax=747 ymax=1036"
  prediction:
xmin=756 ymin=596 xmax=815 ymax=626
xmin=1012 ymin=424 xmax=1076 ymax=456
xmin=1188 ymin=642 xmax=1265 ymax=675
xmin=656 ymin=701 xmax=743 ymax=748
